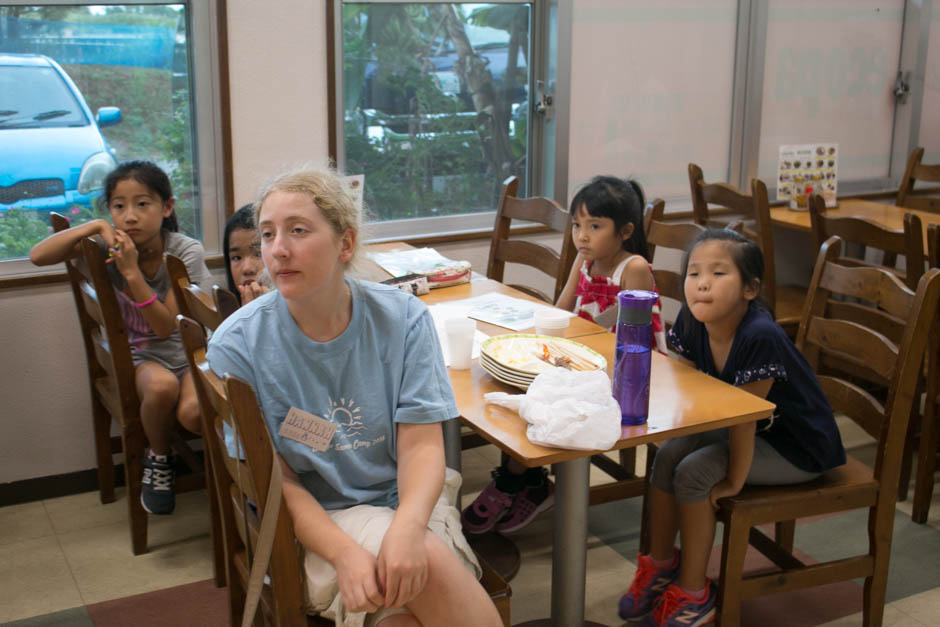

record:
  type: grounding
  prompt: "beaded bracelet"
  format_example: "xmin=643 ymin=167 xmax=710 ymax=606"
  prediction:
xmin=134 ymin=293 xmax=158 ymax=308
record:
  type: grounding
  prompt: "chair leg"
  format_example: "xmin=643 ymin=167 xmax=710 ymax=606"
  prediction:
xmin=898 ymin=403 xmax=919 ymax=502
xmin=91 ymin=396 xmax=116 ymax=504
xmin=122 ymin=422 xmax=148 ymax=555
xmin=912 ymin=398 xmax=939 ymax=523
xmin=205 ymin=453 xmax=226 ymax=587
xmin=863 ymin=506 xmax=894 ymax=627
xmin=774 ymin=520 xmax=795 ymax=553
xmin=716 ymin=514 xmax=750 ymax=627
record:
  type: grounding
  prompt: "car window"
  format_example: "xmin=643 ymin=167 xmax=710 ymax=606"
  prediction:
xmin=0 ymin=66 xmax=88 ymax=128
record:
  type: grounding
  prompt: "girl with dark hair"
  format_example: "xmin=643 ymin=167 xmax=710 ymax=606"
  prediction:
xmin=223 ymin=203 xmax=269 ymax=304
xmin=618 ymin=229 xmax=844 ymax=626
xmin=462 ymin=176 xmax=668 ymax=536
xmin=30 ymin=160 xmax=212 ymax=516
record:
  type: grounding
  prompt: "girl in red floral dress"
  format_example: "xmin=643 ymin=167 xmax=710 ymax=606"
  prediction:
xmin=462 ymin=176 xmax=665 ymax=535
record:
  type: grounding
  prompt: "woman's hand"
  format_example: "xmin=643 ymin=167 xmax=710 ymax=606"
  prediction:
xmin=108 ymin=230 xmax=140 ymax=278
xmin=376 ymin=519 xmax=429 ymax=609
xmin=238 ymin=281 xmax=269 ymax=304
xmin=332 ymin=543 xmax=385 ymax=613
xmin=709 ymin=478 xmax=742 ymax=510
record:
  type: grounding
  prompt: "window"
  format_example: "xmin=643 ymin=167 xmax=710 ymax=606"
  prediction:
xmin=0 ymin=1 xmax=225 ymax=272
xmin=567 ymin=0 xmax=738 ymax=200
xmin=758 ymin=0 xmax=904 ymax=185
xmin=334 ymin=1 xmax=540 ymax=238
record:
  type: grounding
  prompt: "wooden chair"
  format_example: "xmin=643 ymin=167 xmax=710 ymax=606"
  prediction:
xmin=911 ymin=223 xmax=940 ymax=523
xmin=897 ymin=147 xmax=940 ymax=213
xmin=50 ymin=213 xmax=207 ymax=555
xmin=688 ymin=163 xmax=806 ymax=334
xmin=713 ymin=237 xmax=940 ymax=626
xmin=166 ymin=253 xmax=237 ymax=332
xmin=179 ymin=317 xmax=512 ymax=626
xmin=809 ymin=193 xmax=925 ymax=290
xmin=486 ymin=175 xmax=576 ymax=303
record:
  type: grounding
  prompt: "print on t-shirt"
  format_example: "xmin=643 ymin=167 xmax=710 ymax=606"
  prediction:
xmin=322 ymin=396 xmax=386 ymax=451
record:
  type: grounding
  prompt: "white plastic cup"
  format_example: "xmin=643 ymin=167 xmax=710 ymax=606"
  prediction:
xmin=533 ymin=309 xmax=570 ymax=337
xmin=445 ymin=317 xmax=476 ymax=370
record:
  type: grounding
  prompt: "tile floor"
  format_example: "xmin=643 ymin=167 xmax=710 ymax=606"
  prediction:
xmin=2 ymin=426 xmax=939 ymax=626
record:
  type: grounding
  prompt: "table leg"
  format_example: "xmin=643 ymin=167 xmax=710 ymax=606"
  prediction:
xmin=551 ymin=456 xmax=590 ymax=627
xmin=516 ymin=456 xmax=605 ymax=627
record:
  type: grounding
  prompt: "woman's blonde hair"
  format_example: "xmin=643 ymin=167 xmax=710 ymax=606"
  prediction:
xmin=254 ymin=167 xmax=364 ymax=266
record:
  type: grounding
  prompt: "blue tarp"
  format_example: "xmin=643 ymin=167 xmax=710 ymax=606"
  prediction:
xmin=0 ymin=16 xmax=175 ymax=69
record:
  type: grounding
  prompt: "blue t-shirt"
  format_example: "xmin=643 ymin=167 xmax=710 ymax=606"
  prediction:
xmin=206 ymin=278 xmax=458 ymax=510
xmin=669 ymin=303 xmax=846 ymax=473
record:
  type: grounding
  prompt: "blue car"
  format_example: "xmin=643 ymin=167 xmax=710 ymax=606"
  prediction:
xmin=0 ymin=53 xmax=122 ymax=214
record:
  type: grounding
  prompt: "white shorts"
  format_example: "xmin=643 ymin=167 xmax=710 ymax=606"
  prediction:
xmin=304 ymin=469 xmax=481 ymax=627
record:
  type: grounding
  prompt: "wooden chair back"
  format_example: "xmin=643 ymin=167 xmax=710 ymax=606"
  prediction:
xmin=809 ymin=193 xmax=924 ymax=290
xmin=929 ymin=223 xmax=940 ymax=269
xmin=911 ymin=222 xmax=940 ymax=523
xmin=713 ymin=237 xmax=940 ymax=626
xmin=687 ymin=163 xmax=783 ymax=318
xmin=643 ymin=200 xmax=706 ymax=333
xmin=214 ymin=285 xmax=241 ymax=321
xmin=486 ymin=175 xmax=576 ymax=303
xmin=897 ymin=147 xmax=940 ymax=213
xmin=50 ymin=213 xmax=135 ymax=509
xmin=166 ymin=253 xmax=233 ymax=332
xmin=179 ymin=316 xmax=318 ymax=626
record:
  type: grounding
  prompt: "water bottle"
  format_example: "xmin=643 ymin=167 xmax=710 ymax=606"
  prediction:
xmin=613 ymin=290 xmax=657 ymax=426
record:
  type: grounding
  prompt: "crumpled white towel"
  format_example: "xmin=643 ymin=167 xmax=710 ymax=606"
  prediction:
xmin=484 ymin=367 xmax=622 ymax=450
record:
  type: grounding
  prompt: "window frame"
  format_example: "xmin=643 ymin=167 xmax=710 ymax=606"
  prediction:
xmin=0 ymin=0 xmax=231 ymax=282
xmin=328 ymin=0 xmax=548 ymax=240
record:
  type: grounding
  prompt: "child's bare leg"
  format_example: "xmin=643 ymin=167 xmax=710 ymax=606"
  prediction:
xmin=406 ymin=531 xmax=502 ymax=627
xmin=176 ymin=371 xmax=202 ymax=435
xmin=135 ymin=362 xmax=181 ymax=455
xmin=647 ymin=486 xmax=679 ymax=560
xmin=676 ymin=499 xmax=717 ymax=591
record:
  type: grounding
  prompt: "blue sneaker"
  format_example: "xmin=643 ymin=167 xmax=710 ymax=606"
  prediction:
xmin=641 ymin=581 xmax=716 ymax=627
xmin=618 ymin=552 xmax=680 ymax=621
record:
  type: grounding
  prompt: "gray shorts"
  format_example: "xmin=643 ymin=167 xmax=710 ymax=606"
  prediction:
xmin=649 ymin=429 xmax=821 ymax=504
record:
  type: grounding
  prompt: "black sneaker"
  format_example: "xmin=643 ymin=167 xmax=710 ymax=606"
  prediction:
xmin=141 ymin=453 xmax=176 ymax=515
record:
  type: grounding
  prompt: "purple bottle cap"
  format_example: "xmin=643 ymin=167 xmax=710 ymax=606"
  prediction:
xmin=618 ymin=289 xmax=658 ymax=310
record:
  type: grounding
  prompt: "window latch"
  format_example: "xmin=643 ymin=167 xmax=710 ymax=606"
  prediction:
xmin=893 ymin=71 xmax=911 ymax=104
xmin=534 ymin=80 xmax=554 ymax=120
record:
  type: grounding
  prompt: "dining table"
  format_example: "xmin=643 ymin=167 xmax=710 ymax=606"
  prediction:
xmin=770 ymin=197 xmax=940 ymax=253
xmin=359 ymin=242 xmax=776 ymax=626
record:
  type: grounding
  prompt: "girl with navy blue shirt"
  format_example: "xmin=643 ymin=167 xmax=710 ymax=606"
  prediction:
xmin=618 ymin=229 xmax=845 ymax=627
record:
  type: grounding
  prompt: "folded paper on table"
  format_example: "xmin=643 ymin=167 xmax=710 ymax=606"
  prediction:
xmin=368 ymin=247 xmax=471 ymax=288
xmin=459 ymin=292 xmax=575 ymax=331
xmin=484 ymin=368 xmax=622 ymax=450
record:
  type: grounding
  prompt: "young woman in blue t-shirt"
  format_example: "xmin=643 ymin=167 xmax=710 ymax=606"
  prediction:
xmin=207 ymin=168 xmax=501 ymax=627
xmin=620 ymin=229 xmax=845 ymax=627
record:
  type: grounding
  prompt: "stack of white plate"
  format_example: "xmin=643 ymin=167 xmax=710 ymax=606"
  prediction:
xmin=479 ymin=334 xmax=607 ymax=391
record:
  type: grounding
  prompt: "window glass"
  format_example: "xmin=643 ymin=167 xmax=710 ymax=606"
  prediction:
xmin=568 ymin=0 xmax=738 ymax=201
xmin=758 ymin=0 xmax=904 ymax=184
xmin=341 ymin=2 xmax=532 ymax=221
xmin=0 ymin=4 xmax=198 ymax=262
